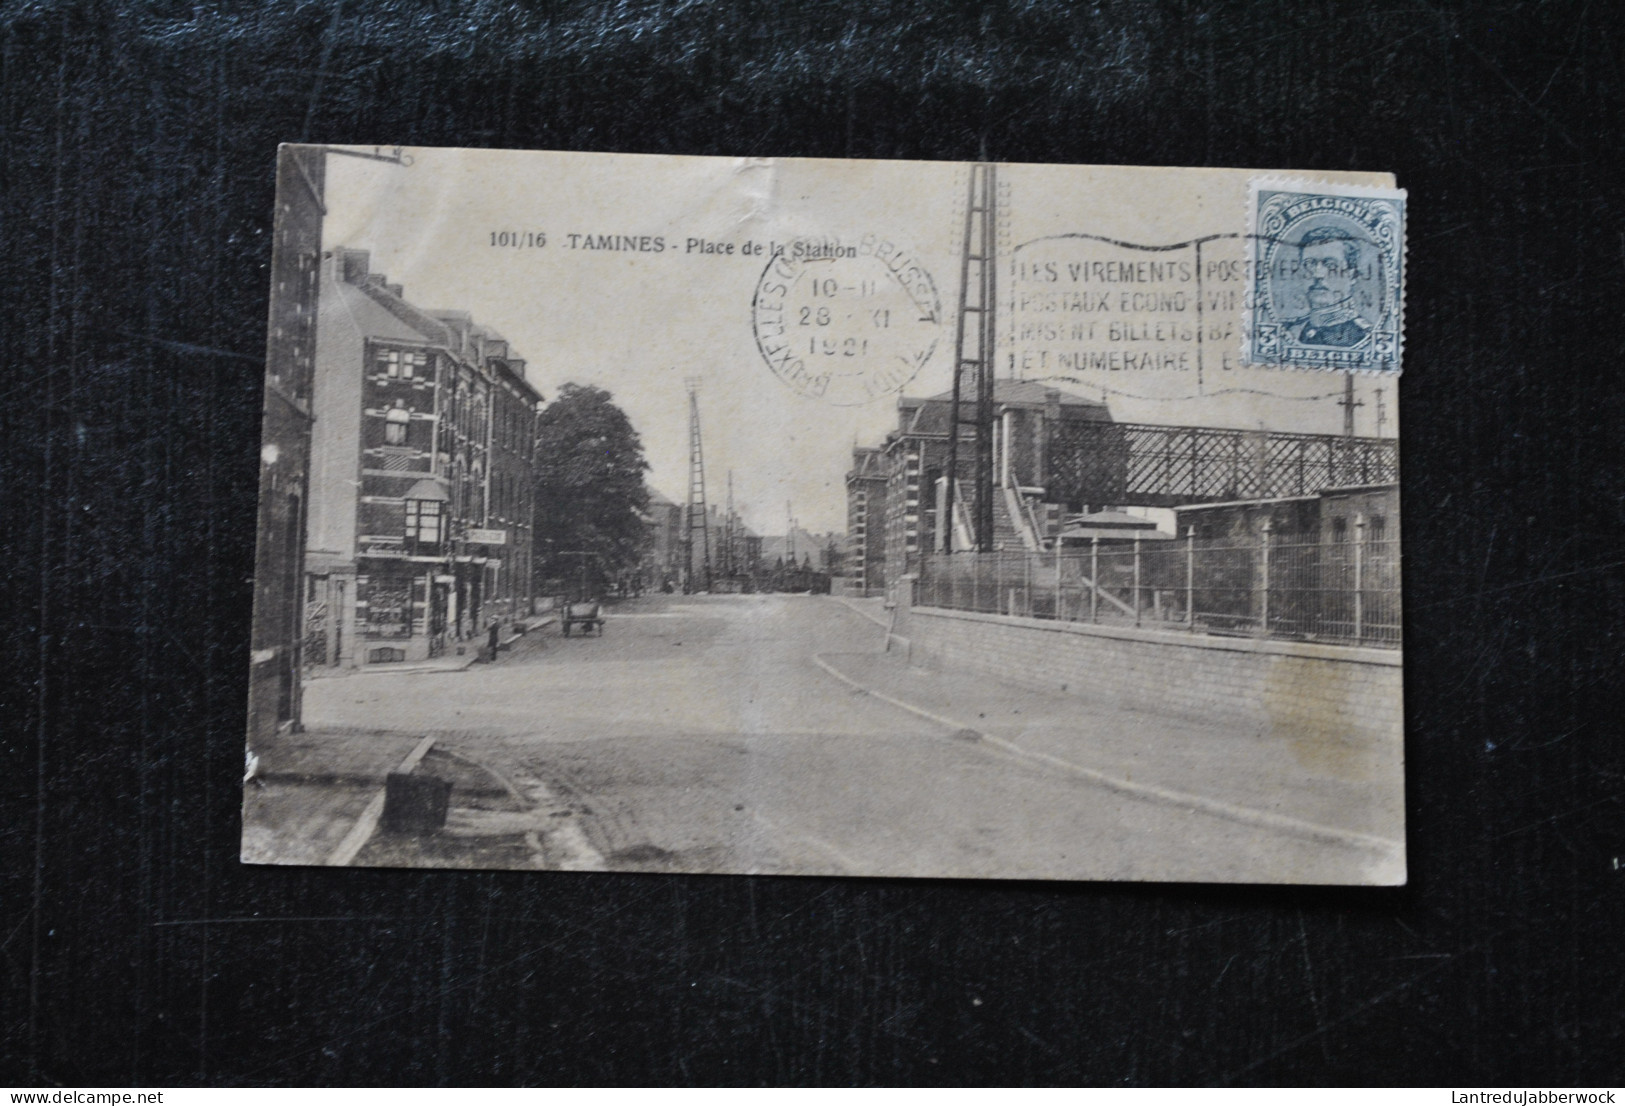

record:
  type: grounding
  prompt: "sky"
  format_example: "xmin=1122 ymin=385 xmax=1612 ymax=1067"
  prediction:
xmin=320 ymin=147 xmax=1400 ymax=534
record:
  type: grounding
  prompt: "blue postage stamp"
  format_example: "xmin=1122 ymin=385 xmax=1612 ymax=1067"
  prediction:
xmin=1245 ymin=179 xmax=1406 ymax=373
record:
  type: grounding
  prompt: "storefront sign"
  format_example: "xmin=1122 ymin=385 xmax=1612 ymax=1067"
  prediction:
xmin=466 ymin=528 xmax=507 ymax=545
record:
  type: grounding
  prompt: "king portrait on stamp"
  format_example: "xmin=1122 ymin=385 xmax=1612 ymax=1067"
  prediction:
xmin=1287 ymin=225 xmax=1374 ymax=349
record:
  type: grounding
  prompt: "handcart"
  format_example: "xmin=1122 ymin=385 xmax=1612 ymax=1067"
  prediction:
xmin=561 ymin=598 xmax=604 ymax=637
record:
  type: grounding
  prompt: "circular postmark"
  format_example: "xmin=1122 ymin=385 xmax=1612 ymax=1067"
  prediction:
xmin=750 ymin=233 xmax=943 ymax=406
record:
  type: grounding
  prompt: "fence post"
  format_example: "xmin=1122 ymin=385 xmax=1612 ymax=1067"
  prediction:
xmin=1133 ymin=537 xmax=1143 ymax=628
xmin=1353 ymin=513 xmax=1366 ymax=643
xmin=1023 ymin=549 xmax=1032 ymax=617
xmin=1259 ymin=520 xmax=1272 ymax=636
xmin=1090 ymin=537 xmax=1099 ymax=624
xmin=1185 ymin=526 xmax=1196 ymax=632
xmin=1055 ymin=545 xmax=1064 ymax=622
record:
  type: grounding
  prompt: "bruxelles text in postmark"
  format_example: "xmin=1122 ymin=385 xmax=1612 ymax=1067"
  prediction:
xmin=1245 ymin=179 xmax=1406 ymax=373
xmin=751 ymin=234 xmax=943 ymax=407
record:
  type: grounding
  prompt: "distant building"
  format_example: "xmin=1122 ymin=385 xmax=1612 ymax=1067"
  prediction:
xmin=738 ymin=529 xmax=764 ymax=578
xmin=844 ymin=446 xmax=888 ymax=596
xmin=641 ymin=488 xmax=685 ymax=591
xmin=303 ymin=247 xmax=542 ymax=669
xmin=709 ymin=504 xmax=762 ymax=590
xmin=873 ymin=380 xmax=1114 ymax=585
xmin=760 ymin=527 xmax=840 ymax=567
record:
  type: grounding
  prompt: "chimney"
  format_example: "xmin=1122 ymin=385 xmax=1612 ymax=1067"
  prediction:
xmin=338 ymin=247 xmax=371 ymax=284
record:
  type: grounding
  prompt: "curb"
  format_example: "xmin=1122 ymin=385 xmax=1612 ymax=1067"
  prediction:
xmin=325 ymin=735 xmax=436 ymax=866
xmin=810 ymin=653 xmax=1404 ymax=866
xmin=829 ymin=596 xmax=890 ymax=629
xmin=435 ymin=746 xmax=604 ymax=870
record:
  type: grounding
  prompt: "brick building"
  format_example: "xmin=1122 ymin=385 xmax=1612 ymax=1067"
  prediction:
xmin=303 ymin=248 xmax=542 ymax=669
xmin=844 ymin=446 xmax=888 ymax=596
xmin=248 ymin=145 xmax=324 ymax=748
xmin=870 ymin=381 xmax=1114 ymax=587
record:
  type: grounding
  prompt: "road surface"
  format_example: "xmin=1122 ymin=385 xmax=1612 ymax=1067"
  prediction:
xmin=299 ymin=593 xmax=1393 ymax=883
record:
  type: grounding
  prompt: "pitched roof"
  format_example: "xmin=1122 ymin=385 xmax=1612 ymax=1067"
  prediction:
xmin=329 ymin=248 xmax=533 ymax=391
xmin=1059 ymin=511 xmax=1174 ymax=541
xmin=847 ymin=447 xmax=887 ymax=481
xmin=917 ymin=379 xmax=1107 ymax=409
xmin=897 ymin=381 xmax=1109 ymax=438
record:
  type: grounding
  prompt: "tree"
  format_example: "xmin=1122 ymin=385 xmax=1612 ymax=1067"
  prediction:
xmin=532 ymin=383 xmax=650 ymax=594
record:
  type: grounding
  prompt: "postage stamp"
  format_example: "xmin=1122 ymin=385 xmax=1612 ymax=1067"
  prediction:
xmin=1244 ymin=178 xmax=1407 ymax=373
xmin=751 ymin=234 xmax=943 ymax=406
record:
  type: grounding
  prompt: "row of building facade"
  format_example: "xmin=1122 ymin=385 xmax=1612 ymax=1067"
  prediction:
xmin=251 ymin=148 xmax=547 ymax=750
xmin=301 ymin=248 xmax=543 ymax=672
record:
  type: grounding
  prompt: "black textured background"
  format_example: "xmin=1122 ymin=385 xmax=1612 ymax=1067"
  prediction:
xmin=2 ymin=0 xmax=1622 ymax=1087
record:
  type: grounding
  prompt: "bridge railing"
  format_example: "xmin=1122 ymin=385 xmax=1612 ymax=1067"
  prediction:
xmin=916 ymin=534 xmax=1401 ymax=649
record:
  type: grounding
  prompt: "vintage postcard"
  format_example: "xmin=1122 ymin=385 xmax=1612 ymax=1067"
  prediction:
xmin=244 ymin=146 xmax=1405 ymax=884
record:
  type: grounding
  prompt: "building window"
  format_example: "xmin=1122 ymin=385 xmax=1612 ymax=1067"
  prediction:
xmin=1368 ymin=515 xmax=1386 ymax=540
xmin=378 ymin=348 xmax=427 ymax=379
xmin=385 ymin=406 xmax=410 ymax=446
xmin=405 ymin=499 xmax=443 ymax=546
xmin=1331 ymin=517 xmax=1348 ymax=543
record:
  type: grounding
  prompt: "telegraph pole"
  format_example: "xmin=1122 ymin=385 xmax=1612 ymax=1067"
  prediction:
xmin=1338 ymin=374 xmax=1365 ymax=438
xmin=723 ymin=471 xmax=735 ymax=579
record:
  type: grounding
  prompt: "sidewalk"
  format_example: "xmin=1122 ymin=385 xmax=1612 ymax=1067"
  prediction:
xmin=242 ymin=729 xmax=431 ymax=865
xmin=242 ymin=726 xmax=588 ymax=870
xmin=304 ymin=614 xmax=557 ymax=680
xmin=814 ymin=649 xmax=1404 ymax=849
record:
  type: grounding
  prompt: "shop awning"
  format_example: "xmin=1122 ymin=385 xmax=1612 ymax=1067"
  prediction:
xmin=404 ymin=478 xmax=450 ymax=502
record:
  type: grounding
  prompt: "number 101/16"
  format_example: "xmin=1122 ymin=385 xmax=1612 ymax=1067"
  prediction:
xmin=490 ymin=231 xmax=547 ymax=248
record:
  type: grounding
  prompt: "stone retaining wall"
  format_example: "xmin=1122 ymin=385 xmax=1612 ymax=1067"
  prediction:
xmin=891 ymin=580 xmax=1402 ymax=750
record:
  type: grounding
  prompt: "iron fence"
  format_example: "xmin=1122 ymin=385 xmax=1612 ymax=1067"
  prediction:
xmin=916 ymin=534 xmax=1401 ymax=648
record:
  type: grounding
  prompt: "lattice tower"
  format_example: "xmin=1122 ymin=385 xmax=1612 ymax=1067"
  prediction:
xmin=944 ymin=162 xmax=999 ymax=552
xmin=684 ymin=378 xmax=711 ymax=592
